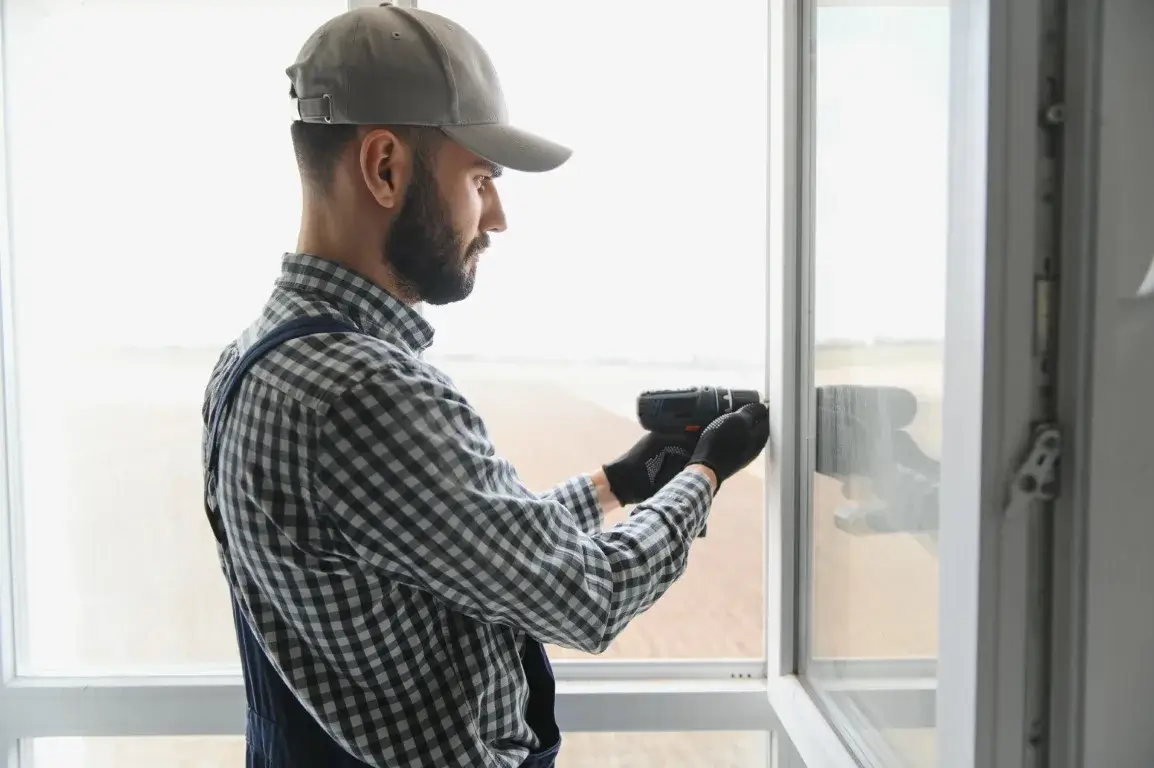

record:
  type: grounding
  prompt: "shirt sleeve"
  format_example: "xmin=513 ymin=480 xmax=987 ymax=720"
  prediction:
xmin=312 ymin=360 xmax=714 ymax=654
xmin=539 ymin=475 xmax=603 ymax=536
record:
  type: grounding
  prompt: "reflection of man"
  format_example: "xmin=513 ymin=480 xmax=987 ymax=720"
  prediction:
xmin=200 ymin=6 xmax=768 ymax=768
xmin=815 ymin=385 xmax=941 ymax=535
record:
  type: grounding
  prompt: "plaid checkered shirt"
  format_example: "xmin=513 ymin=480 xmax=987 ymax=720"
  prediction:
xmin=202 ymin=252 xmax=714 ymax=767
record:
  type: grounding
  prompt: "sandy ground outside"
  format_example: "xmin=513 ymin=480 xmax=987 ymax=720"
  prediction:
xmin=16 ymin=343 xmax=944 ymax=767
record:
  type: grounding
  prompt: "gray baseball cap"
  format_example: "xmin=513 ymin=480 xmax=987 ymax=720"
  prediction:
xmin=286 ymin=3 xmax=572 ymax=173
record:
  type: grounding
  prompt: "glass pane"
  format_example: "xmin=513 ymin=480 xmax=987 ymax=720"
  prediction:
xmin=411 ymin=1 xmax=770 ymax=659
xmin=804 ymin=3 xmax=950 ymax=766
xmin=27 ymin=733 xmax=770 ymax=767
xmin=5 ymin=0 xmax=348 ymax=673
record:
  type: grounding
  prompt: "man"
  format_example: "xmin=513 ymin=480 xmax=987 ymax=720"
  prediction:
xmin=201 ymin=4 xmax=770 ymax=767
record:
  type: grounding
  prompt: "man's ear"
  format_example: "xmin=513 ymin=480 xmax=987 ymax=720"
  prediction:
xmin=358 ymin=128 xmax=412 ymax=210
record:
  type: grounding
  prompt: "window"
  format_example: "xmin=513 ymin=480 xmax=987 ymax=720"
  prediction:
xmin=0 ymin=0 xmax=772 ymax=676
xmin=802 ymin=3 xmax=950 ymax=764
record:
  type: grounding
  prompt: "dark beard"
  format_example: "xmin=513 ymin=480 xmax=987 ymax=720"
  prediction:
xmin=383 ymin=154 xmax=488 ymax=306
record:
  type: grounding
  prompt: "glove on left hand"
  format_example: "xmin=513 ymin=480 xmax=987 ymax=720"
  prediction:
xmin=602 ymin=432 xmax=700 ymax=505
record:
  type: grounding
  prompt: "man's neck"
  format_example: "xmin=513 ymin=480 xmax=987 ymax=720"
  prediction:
xmin=296 ymin=217 xmax=417 ymax=306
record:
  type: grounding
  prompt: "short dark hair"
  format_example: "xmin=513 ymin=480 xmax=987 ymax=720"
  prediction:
xmin=290 ymin=122 xmax=443 ymax=193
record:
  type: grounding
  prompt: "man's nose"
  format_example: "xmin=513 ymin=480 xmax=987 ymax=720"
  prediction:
xmin=483 ymin=186 xmax=508 ymax=234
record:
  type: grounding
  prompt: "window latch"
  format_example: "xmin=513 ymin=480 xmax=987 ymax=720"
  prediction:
xmin=1006 ymin=424 xmax=1061 ymax=518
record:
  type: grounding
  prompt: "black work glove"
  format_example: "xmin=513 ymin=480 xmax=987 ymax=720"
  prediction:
xmin=602 ymin=432 xmax=700 ymax=505
xmin=688 ymin=402 xmax=771 ymax=489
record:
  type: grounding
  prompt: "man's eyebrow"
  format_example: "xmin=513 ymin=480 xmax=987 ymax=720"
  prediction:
xmin=478 ymin=160 xmax=503 ymax=179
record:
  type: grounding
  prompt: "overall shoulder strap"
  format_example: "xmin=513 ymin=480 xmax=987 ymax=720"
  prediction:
xmin=204 ymin=316 xmax=359 ymax=545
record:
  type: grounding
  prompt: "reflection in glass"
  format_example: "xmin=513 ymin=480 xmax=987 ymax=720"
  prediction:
xmin=805 ymin=4 xmax=951 ymax=767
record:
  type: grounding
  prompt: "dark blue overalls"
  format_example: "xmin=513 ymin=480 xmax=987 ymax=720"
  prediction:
xmin=204 ymin=317 xmax=562 ymax=767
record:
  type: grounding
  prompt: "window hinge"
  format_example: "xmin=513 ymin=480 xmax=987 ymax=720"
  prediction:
xmin=1006 ymin=424 xmax=1061 ymax=518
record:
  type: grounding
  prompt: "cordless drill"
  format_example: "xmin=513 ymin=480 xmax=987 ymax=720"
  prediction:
xmin=636 ymin=386 xmax=764 ymax=435
xmin=636 ymin=387 xmax=764 ymax=538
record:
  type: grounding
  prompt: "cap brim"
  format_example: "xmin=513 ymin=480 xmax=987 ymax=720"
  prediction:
xmin=441 ymin=123 xmax=572 ymax=173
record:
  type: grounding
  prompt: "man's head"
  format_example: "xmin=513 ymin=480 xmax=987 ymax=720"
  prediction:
xmin=290 ymin=120 xmax=502 ymax=305
xmin=285 ymin=5 xmax=571 ymax=306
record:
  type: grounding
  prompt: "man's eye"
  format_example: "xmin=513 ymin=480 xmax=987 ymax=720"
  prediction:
xmin=475 ymin=176 xmax=489 ymax=190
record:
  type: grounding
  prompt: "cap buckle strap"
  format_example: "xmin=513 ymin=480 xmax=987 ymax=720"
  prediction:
xmin=294 ymin=93 xmax=333 ymax=124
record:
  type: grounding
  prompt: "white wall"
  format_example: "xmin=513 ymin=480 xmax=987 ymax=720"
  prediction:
xmin=1056 ymin=1 xmax=1154 ymax=765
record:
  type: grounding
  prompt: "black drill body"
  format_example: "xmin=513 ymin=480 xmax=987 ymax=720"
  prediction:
xmin=636 ymin=386 xmax=763 ymax=434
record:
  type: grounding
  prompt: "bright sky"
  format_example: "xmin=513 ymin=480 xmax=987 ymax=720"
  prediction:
xmin=4 ymin=1 xmax=949 ymax=364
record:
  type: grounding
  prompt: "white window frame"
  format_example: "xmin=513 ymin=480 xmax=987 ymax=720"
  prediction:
xmin=0 ymin=0 xmax=1062 ymax=766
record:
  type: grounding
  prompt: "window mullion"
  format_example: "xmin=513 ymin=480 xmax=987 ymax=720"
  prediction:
xmin=764 ymin=0 xmax=805 ymax=685
xmin=0 ymin=0 xmax=26 ymax=692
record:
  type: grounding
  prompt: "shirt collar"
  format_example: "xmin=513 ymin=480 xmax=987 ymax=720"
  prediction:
xmin=275 ymin=252 xmax=435 ymax=353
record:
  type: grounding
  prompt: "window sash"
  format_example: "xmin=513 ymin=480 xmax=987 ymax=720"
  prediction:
xmin=768 ymin=0 xmax=1060 ymax=766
